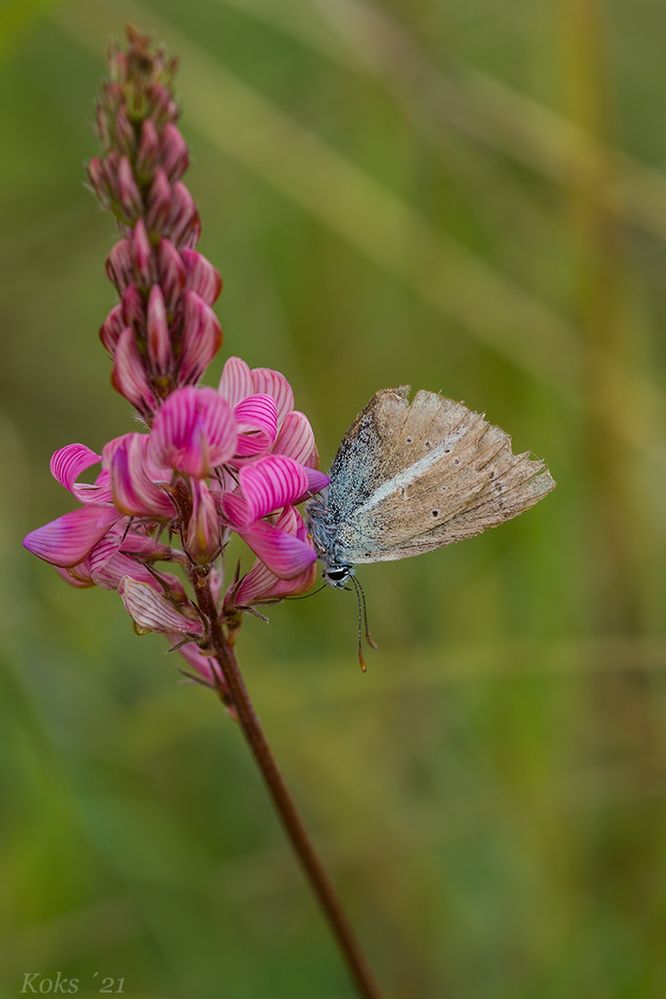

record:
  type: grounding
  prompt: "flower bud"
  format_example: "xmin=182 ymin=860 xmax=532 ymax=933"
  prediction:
xmin=111 ymin=328 xmax=156 ymax=414
xmin=146 ymin=168 xmax=171 ymax=233
xmin=146 ymin=285 xmax=171 ymax=374
xmin=178 ymin=291 xmax=222 ymax=384
xmin=116 ymin=156 xmax=143 ymax=218
xmin=168 ymin=182 xmax=199 ymax=247
xmin=105 ymin=239 xmax=133 ymax=295
xmin=130 ymin=220 xmax=155 ymax=288
xmin=182 ymin=248 xmax=222 ymax=305
xmin=160 ymin=123 xmax=189 ymax=181
xmin=157 ymin=238 xmax=186 ymax=310
xmin=99 ymin=304 xmax=125 ymax=356
xmin=136 ymin=118 xmax=160 ymax=178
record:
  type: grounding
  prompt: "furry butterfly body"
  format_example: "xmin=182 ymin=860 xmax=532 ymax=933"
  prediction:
xmin=308 ymin=386 xmax=555 ymax=587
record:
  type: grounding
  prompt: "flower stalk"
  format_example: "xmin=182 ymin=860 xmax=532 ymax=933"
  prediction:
xmin=23 ymin=25 xmax=382 ymax=998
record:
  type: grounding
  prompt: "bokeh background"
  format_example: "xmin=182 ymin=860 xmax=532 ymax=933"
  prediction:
xmin=1 ymin=1 xmax=665 ymax=996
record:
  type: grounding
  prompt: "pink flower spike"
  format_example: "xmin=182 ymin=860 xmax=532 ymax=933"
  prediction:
xmin=110 ymin=433 xmax=175 ymax=518
xmin=149 ymin=387 xmax=237 ymax=478
xmin=273 ymin=411 xmax=316 ymax=465
xmin=160 ymin=122 xmax=189 ymax=181
xmin=157 ymin=238 xmax=186 ymax=310
xmin=178 ymin=291 xmax=222 ymax=385
xmin=146 ymin=284 xmax=171 ymax=374
xmin=234 ymin=394 xmax=279 ymax=458
xmin=182 ymin=248 xmax=222 ymax=305
xmin=222 ymin=455 xmax=309 ymax=528
xmin=251 ymin=368 xmax=294 ymax=424
xmin=119 ymin=576 xmax=203 ymax=637
xmin=23 ymin=506 xmax=120 ymax=568
xmin=131 ymin=220 xmax=154 ymax=287
xmin=218 ymin=356 xmax=253 ymax=406
xmin=99 ymin=304 xmax=125 ymax=356
xmin=186 ymin=480 xmax=221 ymax=563
xmin=111 ymin=328 xmax=156 ymax=413
xmin=238 ymin=518 xmax=317 ymax=579
xmin=106 ymin=239 xmax=132 ymax=295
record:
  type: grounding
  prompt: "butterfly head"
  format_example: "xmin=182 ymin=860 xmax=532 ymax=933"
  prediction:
xmin=322 ymin=563 xmax=354 ymax=589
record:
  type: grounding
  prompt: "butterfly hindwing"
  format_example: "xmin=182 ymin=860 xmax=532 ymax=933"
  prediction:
xmin=325 ymin=387 xmax=555 ymax=564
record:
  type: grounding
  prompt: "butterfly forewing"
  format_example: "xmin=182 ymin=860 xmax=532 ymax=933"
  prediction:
xmin=322 ymin=387 xmax=555 ymax=564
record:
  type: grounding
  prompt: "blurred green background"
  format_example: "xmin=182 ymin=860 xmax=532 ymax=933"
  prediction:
xmin=1 ymin=1 xmax=665 ymax=996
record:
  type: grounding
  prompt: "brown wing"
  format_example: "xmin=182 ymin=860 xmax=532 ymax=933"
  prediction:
xmin=334 ymin=389 xmax=555 ymax=563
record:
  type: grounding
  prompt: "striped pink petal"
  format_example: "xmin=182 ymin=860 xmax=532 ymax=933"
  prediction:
xmin=110 ymin=433 xmax=175 ymax=518
xmin=273 ymin=411 xmax=316 ymax=464
xmin=251 ymin=368 xmax=294 ymax=424
xmin=221 ymin=455 xmax=309 ymax=528
xmin=237 ymin=519 xmax=316 ymax=579
xmin=99 ymin=304 xmax=125 ymax=356
xmin=111 ymin=328 xmax=156 ymax=413
xmin=50 ymin=443 xmax=99 ymax=492
xmin=23 ymin=506 xmax=120 ymax=568
xmin=119 ymin=577 xmax=203 ymax=637
xmin=230 ymin=507 xmax=316 ymax=604
xmin=218 ymin=356 xmax=253 ymax=406
xmin=234 ymin=393 xmax=278 ymax=458
xmin=149 ymin=387 xmax=237 ymax=478
xmin=90 ymin=539 xmax=185 ymax=598
xmin=178 ymin=291 xmax=222 ymax=384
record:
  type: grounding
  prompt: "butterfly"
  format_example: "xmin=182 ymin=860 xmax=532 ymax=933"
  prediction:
xmin=307 ymin=386 xmax=555 ymax=662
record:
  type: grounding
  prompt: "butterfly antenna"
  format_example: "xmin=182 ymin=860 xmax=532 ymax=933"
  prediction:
xmin=286 ymin=582 xmax=328 ymax=601
xmin=352 ymin=574 xmax=378 ymax=651
xmin=349 ymin=575 xmax=367 ymax=672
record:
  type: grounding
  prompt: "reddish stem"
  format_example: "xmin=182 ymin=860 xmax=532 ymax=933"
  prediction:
xmin=192 ymin=573 xmax=382 ymax=999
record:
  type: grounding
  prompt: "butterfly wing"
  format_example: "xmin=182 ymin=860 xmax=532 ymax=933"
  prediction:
xmin=326 ymin=387 xmax=555 ymax=564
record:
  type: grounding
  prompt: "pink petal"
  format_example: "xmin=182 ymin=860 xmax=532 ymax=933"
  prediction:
xmin=273 ymin=411 xmax=315 ymax=464
xmin=234 ymin=393 xmax=278 ymax=458
xmin=178 ymin=291 xmax=222 ymax=384
xmin=230 ymin=507 xmax=316 ymax=604
xmin=149 ymin=387 xmax=237 ymax=478
xmin=182 ymin=248 xmax=222 ymax=305
xmin=218 ymin=356 xmax=253 ymax=406
xmin=237 ymin=519 xmax=317 ymax=578
xmin=119 ymin=577 xmax=203 ymax=637
xmin=304 ymin=467 xmax=330 ymax=495
xmin=221 ymin=455 xmax=309 ymax=527
xmin=111 ymin=328 xmax=156 ymax=414
xmin=23 ymin=506 xmax=120 ymax=568
xmin=251 ymin=368 xmax=294 ymax=423
xmin=90 ymin=539 xmax=185 ymax=598
xmin=50 ymin=444 xmax=100 ymax=492
xmin=110 ymin=433 xmax=175 ymax=518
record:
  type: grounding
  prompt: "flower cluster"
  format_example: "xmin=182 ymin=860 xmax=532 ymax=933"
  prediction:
xmin=23 ymin=29 xmax=327 ymax=694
